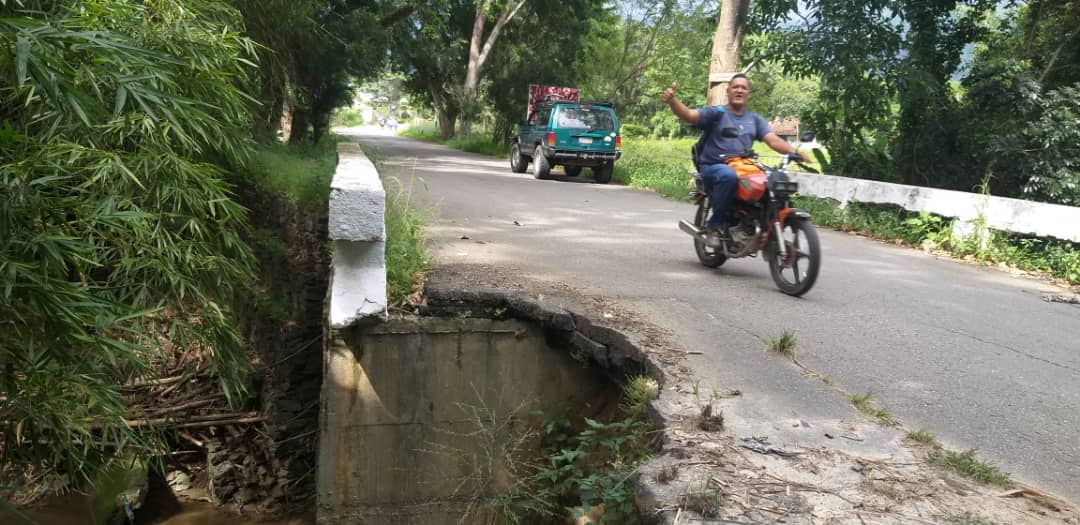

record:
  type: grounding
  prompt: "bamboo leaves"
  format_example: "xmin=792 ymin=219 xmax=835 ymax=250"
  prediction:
xmin=1 ymin=0 xmax=258 ymax=493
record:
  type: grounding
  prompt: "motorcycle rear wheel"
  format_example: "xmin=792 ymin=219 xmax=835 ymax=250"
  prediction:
xmin=766 ymin=218 xmax=821 ymax=296
xmin=694 ymin=200 xmax=726 ymax=268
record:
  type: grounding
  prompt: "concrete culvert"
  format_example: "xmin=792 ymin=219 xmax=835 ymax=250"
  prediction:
xmin=317 ymin=290 xmax=662 ymax=524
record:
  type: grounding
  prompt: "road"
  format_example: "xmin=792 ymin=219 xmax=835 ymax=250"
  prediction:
xmin=347 ymin=128 xmax=1080 ymax=504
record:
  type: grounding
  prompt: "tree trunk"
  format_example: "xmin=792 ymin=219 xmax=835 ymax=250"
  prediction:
xmin=312 ymin=109 xmax=330 ymax=143
xmin=290 ymin=109 xmax=311 ymax=144
xmin=429 ymin=79 xmax=456 ymax=139
xmin=459 ymin=0 xmax=527 ymax=136
xmin=707 ymin=0 xmax=751 ymax=105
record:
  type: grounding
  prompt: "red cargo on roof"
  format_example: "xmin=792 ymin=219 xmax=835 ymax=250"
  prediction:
xmin=527 ymin=84 xmax=580 ymax=118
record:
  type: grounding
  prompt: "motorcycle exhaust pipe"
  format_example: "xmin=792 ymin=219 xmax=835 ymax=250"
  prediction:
xmin=678 ymin=220 xmax=702 ymax=237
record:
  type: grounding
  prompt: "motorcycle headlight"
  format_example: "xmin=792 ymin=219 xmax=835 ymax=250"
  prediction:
xmin=773 ymin=181 xmax=799 ymax=193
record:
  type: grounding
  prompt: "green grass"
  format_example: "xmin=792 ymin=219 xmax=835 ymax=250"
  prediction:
xmin=848 ymin=391 xmax=898 ymax=427
xmin=904 ymin=429 xmax=1010 ymax=488
xmin=763 ymin=330 xmax=798 ymax=359
xmin=399 ymin=121 xmax=508 ymax=157
xmin=906 ymin=429 xmax=941 ymax=447
xmin=613 ymin=137 xmax=698 ymax=199
xmin=237 ymin=135 xmax=431 ymax=306
xmin=357 ymin=144 xmax=432 ymax=307
xmin=930 ymin=449 xmax=1010 ymax=485
xmin=239 ymin=136 xmax=344 ymax=205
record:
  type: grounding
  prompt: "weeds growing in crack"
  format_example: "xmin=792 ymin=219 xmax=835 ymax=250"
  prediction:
xmin=801 ymin=369 xmax=835 ymax=386
xmin=686 ymin=381 xmax=724 ymax=431
xmin=944 ymin=511 xmax=1000 ymax=525
xmin=931 ymin=449 xmax=1010 ymax=486
xmin=678 ymin=475 xmax=722 ymax=518
xmin=848 ymin=391 xmax=898 ymax=427
xmin=906 ymin=429 xmax=940 ymax=447
xmin=763 ymin=330 xmax=798 ymax=360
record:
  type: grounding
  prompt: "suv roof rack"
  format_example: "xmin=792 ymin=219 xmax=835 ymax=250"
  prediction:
xmin=538 ymin=96 xmax=579 ymax=104
xmin=537 ymin=97 xmax=616 ymax=107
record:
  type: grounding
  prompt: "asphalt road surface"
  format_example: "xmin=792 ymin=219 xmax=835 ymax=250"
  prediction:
xmin=347 ymin=128 xmax=1080 ymax=504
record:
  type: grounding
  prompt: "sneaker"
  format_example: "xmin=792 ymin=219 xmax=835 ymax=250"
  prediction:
xmin=704 ymin=228 xmax=727 ymax=249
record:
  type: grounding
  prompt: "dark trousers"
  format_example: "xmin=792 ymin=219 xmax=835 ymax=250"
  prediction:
xmin=700 ymin=162 xmax=738 ymax=229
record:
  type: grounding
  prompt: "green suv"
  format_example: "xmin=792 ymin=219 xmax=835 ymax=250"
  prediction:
xmin=510 ymin=100 xmax=621 ymax=183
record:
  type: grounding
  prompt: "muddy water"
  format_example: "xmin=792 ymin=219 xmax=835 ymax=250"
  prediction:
xmin=6 ymin=495 xmax=313 ymax=525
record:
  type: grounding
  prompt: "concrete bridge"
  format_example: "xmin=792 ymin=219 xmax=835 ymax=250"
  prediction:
xmin=318 ymin=135 xmax=1080 ymax=524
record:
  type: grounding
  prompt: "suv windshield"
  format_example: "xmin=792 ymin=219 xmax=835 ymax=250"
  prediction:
xmin=555 ymin=107 xmax=614 ymax=130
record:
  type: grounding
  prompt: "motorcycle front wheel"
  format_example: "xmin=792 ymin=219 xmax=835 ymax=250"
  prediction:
xmin=693 ymin=200 xmax=726 ymax=268
xmin=766 ymin=218 xmax=821 ymax=296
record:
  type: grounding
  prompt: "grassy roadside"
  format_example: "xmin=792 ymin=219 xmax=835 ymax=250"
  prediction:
xmin=399 ymin=122 xmax=508 ymax=157
xmin=235 ymin=135 xmax=431 ymax=306
xmin=357 ymin=144 xmax=432 ymax=307
xmin=236 ymin=136 xmax=345 ymax=205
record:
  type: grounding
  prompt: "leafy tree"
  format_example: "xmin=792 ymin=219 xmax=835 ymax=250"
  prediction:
xmin=546 ymin=0 xmax=719 ymax=139
xmin=770 ymin=0 xmax=905 ymax=179
xmin=893 ymin=0 xmax=992 ymax=187
xmin=387 ymin=0 xmax=474 ymax=138
xmin=1 ymin=0 xmax=257 ymax=490
xmin=1013 ymin=0 xmax=1080 ymax=91
xmin=740 ymin=61 xmax=821 ymax=121
xmin=1019 ymin=85 xmax=1080 ymax=205
xmin=232 ymin=0 xmax=388 ymax=142
xmin=956 ymin=2 xmax=1080 ymax=203
xmin=459 ymin=0 xmax=527 ymax=136
xmin=483 ymin=0 xmax=605 ymax=144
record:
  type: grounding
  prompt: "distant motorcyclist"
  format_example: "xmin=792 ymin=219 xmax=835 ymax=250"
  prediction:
xmin=662 ymin=75 xmax=809 ymax=248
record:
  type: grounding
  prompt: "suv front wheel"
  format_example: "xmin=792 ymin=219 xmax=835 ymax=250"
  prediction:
xmin=510 ymin=143 xmax=528 ymax=173
xmin=532 ymin=146 xmax=551 ymax=179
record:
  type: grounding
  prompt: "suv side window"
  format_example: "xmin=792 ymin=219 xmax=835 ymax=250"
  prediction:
xmin=537 ymin=107 xmax=552 ymax=128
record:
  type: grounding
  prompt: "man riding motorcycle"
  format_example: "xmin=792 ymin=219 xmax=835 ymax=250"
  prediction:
xmin=661 ymin=75 xmax=809 ymax=248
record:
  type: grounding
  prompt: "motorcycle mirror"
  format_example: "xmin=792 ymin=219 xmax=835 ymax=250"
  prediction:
xmin=799 ymin=130 xmax=815 ymax=142
xmin=720 ymin=127 xmax=740 ymax=138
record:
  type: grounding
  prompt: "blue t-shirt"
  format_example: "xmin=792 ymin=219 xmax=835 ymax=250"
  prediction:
xmin=695 ymin=105 xmax=771 ymax=165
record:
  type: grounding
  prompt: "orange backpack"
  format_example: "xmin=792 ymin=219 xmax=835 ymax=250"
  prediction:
xmin=726 ymin=157 xmax=766 ymax=202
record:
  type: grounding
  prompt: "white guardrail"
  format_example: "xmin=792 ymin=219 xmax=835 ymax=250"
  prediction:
xmin=327 ymin=142 xmax=387 ymax=327
xmin=787 ymin=171 xmax=1080 ymax=243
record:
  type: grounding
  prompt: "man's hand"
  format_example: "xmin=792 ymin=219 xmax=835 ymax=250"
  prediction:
xmin=794 ymin=150 xmax=812 ymax=164
xmin=661 ymin=81 xmax=677 ymax=104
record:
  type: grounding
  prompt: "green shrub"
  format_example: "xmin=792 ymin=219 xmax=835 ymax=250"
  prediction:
xmin=491 ymin=377 xmax=658 ymax=524
xmin=332 ymin=107 xmax=364 ymax=127
xmin=619 ymin=122 xmax=651 ymax=139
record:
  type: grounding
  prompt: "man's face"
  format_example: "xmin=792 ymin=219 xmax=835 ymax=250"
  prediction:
xmin=727 ymin=78 xmax=751 ymax=106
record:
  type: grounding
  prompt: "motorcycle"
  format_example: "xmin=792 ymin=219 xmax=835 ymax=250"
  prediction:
xmin=678 ymin=130 xmax=822 ymax=296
